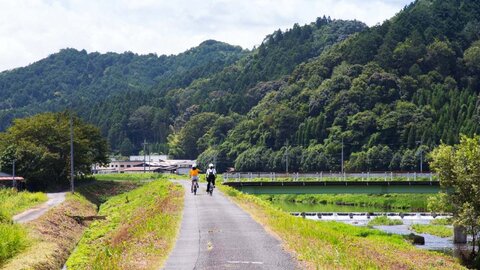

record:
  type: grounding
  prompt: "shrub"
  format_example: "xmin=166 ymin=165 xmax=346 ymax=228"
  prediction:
xmin=367 ymin=216 xmax=403 ymax=226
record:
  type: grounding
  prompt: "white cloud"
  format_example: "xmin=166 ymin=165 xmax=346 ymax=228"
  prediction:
xmin=0 ymin=0 xmax=413 ymax=72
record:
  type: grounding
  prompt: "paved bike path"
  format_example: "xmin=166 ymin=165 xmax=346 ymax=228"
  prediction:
xmin=13 ymin=192 xmax=67 ymax=223
xmin=163 ymin=181 xmax=299 ymax=270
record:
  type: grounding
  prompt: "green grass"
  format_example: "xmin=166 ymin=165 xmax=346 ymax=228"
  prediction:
xmin=0 ymin=223 xmax=29 ymax=266
xmin=0 ymin=188 xmax=47 ymax=266
xmin=219 ymin=184 xmax=462 ymax=270
xmin=259 ymin=193 xmax=431 ymax=211
xmin=0 ymin=188 xmax=48 ymax=217
xmin=66 ymin=180 xmax=183 ymax=270
xmin=410 ymin=224 xmax=453 ymax=238
xmin=368 ymin=216 xmax=403 ymax=226
xmin=430 ymin=218 xmax=453 ymax=225
xmin=94 ymin=172 xmax=182 ymax=182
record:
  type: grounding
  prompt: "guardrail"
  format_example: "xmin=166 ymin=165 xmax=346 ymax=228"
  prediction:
xmin=223 ymin=181 xmax=442 ymax=194
xmin=223 ymin=172 xmax=436 ymax=182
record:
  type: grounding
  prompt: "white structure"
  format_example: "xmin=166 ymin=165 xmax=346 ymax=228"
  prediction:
xmin=94 ymin=157 xmax=195 ymax=175
xmin=129 ymin=155 xmax=168 ymax=162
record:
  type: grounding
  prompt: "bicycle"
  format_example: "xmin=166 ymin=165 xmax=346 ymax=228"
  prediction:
xmin=192 ymin=180 xmax=199 ymax=195
xmin=206 ymin=181 xmax=214 ymax=196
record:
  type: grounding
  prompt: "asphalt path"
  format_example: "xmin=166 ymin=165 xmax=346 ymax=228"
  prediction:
xmin=163 ymin=181 xmax=299 ymax=270
xmin=13 ymin=192 xmax=67 ymax=223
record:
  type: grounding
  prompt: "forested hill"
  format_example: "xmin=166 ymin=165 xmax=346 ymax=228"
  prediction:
xmin=193 ymin=0 xmax=480 ymax=172
xmin=0 ymin=40 xmax=246 ymax=130
xmin=80 ymin=17 xmax=367 ymax=154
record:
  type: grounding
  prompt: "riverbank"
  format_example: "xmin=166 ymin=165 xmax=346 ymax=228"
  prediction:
xmin=259 ymin=193 xmax=431 ymax=212
xmin=220 ymin=185 xmax=463 ymax=269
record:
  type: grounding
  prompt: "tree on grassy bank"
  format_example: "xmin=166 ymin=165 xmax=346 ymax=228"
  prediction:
xmin=430 ymin=135 xmax=480 ymax=263
xmin=0 ymin=112 xmax=108 ymax=190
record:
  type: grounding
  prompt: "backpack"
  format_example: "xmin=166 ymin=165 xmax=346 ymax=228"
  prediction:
xmin=207 ymin=169 xmax=215 ymax=181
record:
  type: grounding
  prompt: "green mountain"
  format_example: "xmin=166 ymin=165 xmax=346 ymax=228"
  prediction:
xmin=0 ymin=40 xmax=246 ymax=130
xmin=82 ymin=17 xmax=366 ymax=154
xmin=199 ymin=0 xmax=480 ymax=172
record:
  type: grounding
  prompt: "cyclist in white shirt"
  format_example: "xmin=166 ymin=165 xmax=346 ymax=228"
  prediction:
xmin=205 ymin=163 xmax=217 ymax=193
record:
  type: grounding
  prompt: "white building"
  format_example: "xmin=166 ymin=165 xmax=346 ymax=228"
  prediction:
xmin=129 ymin=155 xmax=169 ymax=162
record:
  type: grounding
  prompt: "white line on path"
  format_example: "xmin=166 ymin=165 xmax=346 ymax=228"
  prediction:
xmin=227 ymin=261 xmax=265 ymax=264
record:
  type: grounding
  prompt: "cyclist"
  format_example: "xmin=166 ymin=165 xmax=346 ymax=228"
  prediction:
xmin=205 ymin=163 xmax=217 ymax=193
xmin=190 ymin=164 xmax=200 ymax=193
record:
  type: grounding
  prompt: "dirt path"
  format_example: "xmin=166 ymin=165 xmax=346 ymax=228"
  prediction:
xmin=13 ymin=192 xmax=67 ymax=223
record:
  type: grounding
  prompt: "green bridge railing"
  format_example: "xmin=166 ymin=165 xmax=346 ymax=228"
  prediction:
xmin=222 ymin=181 xmax=442 ymax=194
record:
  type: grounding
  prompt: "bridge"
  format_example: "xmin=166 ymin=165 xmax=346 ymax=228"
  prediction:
xmin=222 ymin=181 xmax=442 ymax=194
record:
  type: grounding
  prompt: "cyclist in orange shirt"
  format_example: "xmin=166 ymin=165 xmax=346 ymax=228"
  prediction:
xmin=190 ymin=164 xmax=200 ymax=193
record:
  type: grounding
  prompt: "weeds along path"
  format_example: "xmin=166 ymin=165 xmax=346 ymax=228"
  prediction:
xmin=12 ymin=192 xmax=66 ymax=223
xmin=163 ymin=181 xmax=299 ymax=270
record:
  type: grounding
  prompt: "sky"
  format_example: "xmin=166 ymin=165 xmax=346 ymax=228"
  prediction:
xmin=0 ymin=0 xmax=413 ymax=72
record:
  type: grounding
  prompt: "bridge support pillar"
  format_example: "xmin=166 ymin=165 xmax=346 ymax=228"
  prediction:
xmin=453 ymin=226 xmax=467 ymax=244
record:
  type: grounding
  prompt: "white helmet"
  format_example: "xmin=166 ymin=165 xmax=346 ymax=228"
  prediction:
xmin=209 ymin=163 xmax=214 ymax=168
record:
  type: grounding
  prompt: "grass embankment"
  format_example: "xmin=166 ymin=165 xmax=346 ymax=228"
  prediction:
xmin=260 ymin=194 xmax=430 ymax=211
xmin=368 ymin=216 xmax=403 ymax=226
xmin=0 ymin=188 xmax=47 ymax=267
xmin=2 ymin=193 xmax=97 ymax=270
xmin=219 ymin=185 xmax=463 ymax=270
xmin=66 ymin=180 xmax=183 ymax=270
xmin=1 ymin=181 xmax=139 ymax=269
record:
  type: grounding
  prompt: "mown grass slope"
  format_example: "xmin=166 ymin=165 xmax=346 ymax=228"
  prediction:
xmin=220 ymin=185 xmax=464 ymax=269
xmin=66 ymin=180 xmax=183 ymax=270
xmin=2 ymin=193 xmax=97 ymax=270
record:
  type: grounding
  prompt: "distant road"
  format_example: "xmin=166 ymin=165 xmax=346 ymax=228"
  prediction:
xmin=163 ymin=181 xmax=299 ymax=270
xmin=13 ymin=192 xmax=66 ymax=223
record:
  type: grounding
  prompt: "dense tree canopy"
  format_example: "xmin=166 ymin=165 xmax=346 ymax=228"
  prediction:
xmin=0 ymin=112 xmax=108 ymax=189
xmin=430 ymin=135 xmax=480 ymax=262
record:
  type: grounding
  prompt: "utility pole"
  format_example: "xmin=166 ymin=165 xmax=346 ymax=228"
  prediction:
xmin=12 ymin=159 xmax=16 ymax=189
xmin=142 ymin=139 xmax=148 ymax=173
xmin=148 ymin=144 xmax=151 ymax=172
xmin=416 ymin=141 xmax=423 ymax=173
xmin=420 ymin=148 xmax=423 ymax=173
xmin=70 ymin=114 xmax=74 ymax=194
xmin=341 ymin=137 xmax=344 ymax=174
xmin=284 ymin=141 xmax=289 ymax=174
